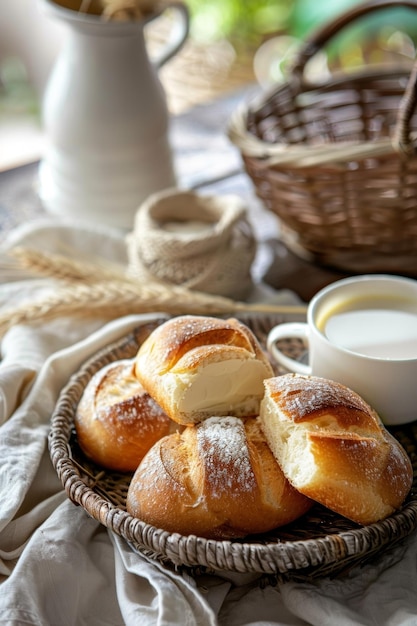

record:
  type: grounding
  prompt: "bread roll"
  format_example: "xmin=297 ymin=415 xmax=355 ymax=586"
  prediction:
xmin=126 ymin=415 xmax=312 ymax=539
xmin=134 ymin=315 xmax=274 ymax=425
xmin=75 ymin=359 xmax=180 ymax=472
xmin=260 ymin=373 xmax=413 ymax=525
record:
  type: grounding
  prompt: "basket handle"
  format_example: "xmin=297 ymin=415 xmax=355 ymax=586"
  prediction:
xmin=290 ymin=0 xmax=417 ymax=76
xmin=289 ymin=0 xmax=417 ymax=155
xmin=393 ymin=53 xmax=417 ymax=154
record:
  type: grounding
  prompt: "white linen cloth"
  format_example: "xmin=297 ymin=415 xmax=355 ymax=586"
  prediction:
xmin=0 ymin=218 xmax=416 ymax=626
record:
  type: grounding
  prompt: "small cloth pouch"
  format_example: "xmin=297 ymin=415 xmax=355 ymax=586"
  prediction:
xmin=126 ymin=189 xmax=256 ymax=300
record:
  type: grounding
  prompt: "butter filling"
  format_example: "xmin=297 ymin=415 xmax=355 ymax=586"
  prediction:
xmin=167 ymin=359 xmax=270 ymax=414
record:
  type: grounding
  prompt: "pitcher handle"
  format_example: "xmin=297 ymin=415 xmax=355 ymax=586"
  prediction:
xmin=150 ymin=1 xmax=190 ymax=68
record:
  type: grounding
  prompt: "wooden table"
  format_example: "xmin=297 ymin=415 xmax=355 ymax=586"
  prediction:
xmin=0 ymin=86 xmax=348 ymax=301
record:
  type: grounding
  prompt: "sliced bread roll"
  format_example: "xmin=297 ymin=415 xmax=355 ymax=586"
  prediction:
xmin=260 ymin=373 xmax=413 ymax=525
xmin=134 ymin=315 xmax=274 ymax=424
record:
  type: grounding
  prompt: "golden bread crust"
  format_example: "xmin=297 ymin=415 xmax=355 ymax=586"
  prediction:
xmin=126 ymin=416 xmax=312 ymax=539
xmin=75 ymin=359 xmax=179 ymax=472
xmin=134 ymin=315 xmax=274 ymax=424
xmin=260 ymin=373 xmax=413 ymax=525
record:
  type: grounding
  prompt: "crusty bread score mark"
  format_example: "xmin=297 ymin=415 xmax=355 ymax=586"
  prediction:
xmin=126 ymin=416 xmax=312 ymax=539
xmin=75 ymin=359 xmax=180 ymax=472
xmin=260 ymin=374 xmax=413 ymax=525
xmin=146 ymin=317 xmax=261 ymax=374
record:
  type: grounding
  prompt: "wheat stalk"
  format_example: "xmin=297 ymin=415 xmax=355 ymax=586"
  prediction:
xmin=0 ymin=280 xmax=278 ymax=336
xmin=0 ymin=275 xmax=306 ymax=337
xmin=101 ymin=0 xmax=155 ymax=20
xmin=77 ymin=0 xmax=157 ymax=20
xmin=0 ymin=280 xmax=231 ymax=335
xmin=0 ymin=247 xmax=306 ymax=337
xmin=78 ymin=0 xmax=159 ymax=21
xmin=9 ymin=247 xmax=130 ymax=284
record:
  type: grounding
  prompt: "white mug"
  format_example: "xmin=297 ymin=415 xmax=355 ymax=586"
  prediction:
xmin=267 ymin=274 xmax=417 ymax=425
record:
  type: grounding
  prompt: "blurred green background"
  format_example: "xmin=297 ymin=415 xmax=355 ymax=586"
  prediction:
xmin=186 ymin=0 xmax=417 ymax=68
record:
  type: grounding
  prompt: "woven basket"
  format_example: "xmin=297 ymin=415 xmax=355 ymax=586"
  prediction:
xmin=229 ymin=0 xmax=417 ymax=274
xmin=49 ymin=314 xmax=417 ymax=583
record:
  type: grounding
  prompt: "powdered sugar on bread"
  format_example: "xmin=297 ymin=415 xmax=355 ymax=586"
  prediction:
xmin=126 ymin=415 xmax=312 ymax=538
xmin=197 ymin=416 xmax=256 ymax=495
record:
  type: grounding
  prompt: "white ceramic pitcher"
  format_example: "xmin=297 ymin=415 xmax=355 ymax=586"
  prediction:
xmin=38 ymin=0 xmax=189 ymax=230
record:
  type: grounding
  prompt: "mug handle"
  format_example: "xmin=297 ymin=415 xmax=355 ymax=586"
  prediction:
xmin=267 ymin=323 xmax=311 ymax=376
xmin=150 ymin=2 xmax=190 ymax=68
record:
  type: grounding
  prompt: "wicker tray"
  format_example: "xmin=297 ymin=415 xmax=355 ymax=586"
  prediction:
xmin=228 ymin=0 xmax=417 ymax=275
xmin=49 ymin=314 xmax=417 ymax=582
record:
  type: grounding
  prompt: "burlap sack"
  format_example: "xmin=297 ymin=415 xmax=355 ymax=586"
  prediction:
xmin=126 ymin=189 xmax=256 ymax=300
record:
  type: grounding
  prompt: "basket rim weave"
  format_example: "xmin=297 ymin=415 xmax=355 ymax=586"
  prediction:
xmin=228 ymin=66 xmax=416 ymax=166
xmin=48 ymin=313 xmax=417 ymax=580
